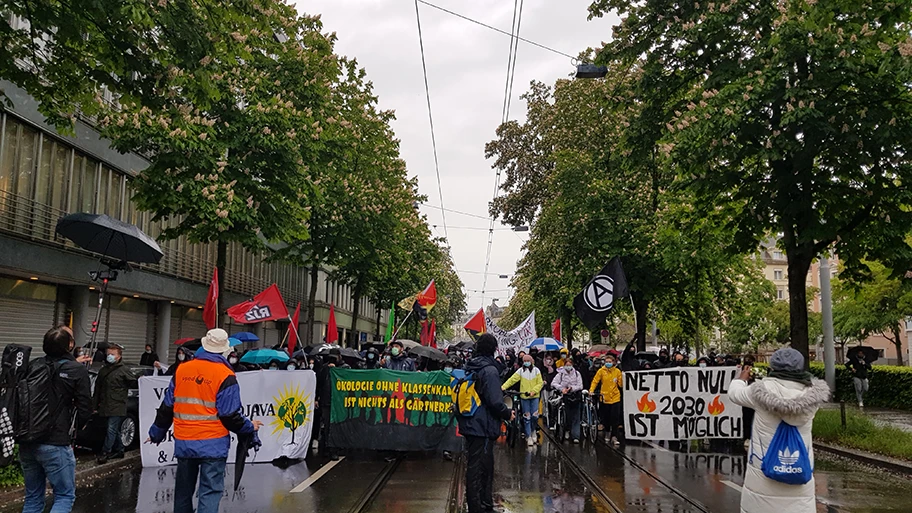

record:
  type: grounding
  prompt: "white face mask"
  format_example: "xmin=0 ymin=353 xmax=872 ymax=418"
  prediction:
xmin=229 ymin=357 xmax=238 ymax=364
xmin=699 ymin=363 xmax=707 ymax=368
xmin=444 ymin=367 xmax=453 ymax=373
xmin=177 ymin=353 xmax=187 ymax=362
xmin=145 ymin=349 xmax=152 ymax=354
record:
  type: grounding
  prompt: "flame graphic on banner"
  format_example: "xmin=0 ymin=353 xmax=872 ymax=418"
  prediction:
xmin=707 ymin=395 xmax=725 ymax=416
xmin=637 ymin=393 xmax=657 ymax=413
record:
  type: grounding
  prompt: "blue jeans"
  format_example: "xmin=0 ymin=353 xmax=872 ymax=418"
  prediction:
xmin=19 ymin=443 xmax=76 ymax=513
xmin=520 ymin=397 xmax=540 ymax=438
xmin=102 ymin=416 xmax=125 ymax=455
xmin=174 ymin=457 xmax=227 ymax=513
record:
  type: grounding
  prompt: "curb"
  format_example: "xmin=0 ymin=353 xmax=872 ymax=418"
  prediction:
xmin=813 ymin=442 xmax=912 ymax=475
xmin=0 ymin=451 xmax=141 ymax=506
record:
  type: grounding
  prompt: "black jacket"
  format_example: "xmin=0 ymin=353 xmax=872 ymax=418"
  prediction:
xmin=457 ymin=356 xmax=511 ymax=439
xmin=93 ymin=360 xmax=132 ymax=417
xmin=139 ymin=351 xmax=159 ymax=367
xmin=45 ymin=354 xmax=92 ymax=446
xmin=847 ymin=358 xmax=871 ymax=379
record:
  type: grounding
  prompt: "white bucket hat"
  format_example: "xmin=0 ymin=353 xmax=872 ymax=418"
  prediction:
xmin=201 ymin=328 xmax=230 ymax=355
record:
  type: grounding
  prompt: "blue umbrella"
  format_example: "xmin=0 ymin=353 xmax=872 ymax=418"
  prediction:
xmin=526 ymin=337 xmax=564 ymax=352
xmin=239 ymin=348 xmax=289 ymax=365
xmin=233 ymin=332 xmax=259 ymax=342
xmin=229 ymin=337 xmax=243 ymax=347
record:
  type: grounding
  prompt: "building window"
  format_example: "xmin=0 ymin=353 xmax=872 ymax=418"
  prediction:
xmin=773 ymin=269 xmax=783 ymax=280
xmin=773 ymin=250 xmax=784 ymax=260
xmin=777 ymin=288 xmax=785 ymax=300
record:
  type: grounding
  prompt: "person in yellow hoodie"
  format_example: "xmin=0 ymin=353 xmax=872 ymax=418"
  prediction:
xmin=502 ymin=355 xmax=544 ymax=446
xmin=589 ymin=353 xmax=623 ymax=446
xmin=555 ymin=347 xmax=570 ymax=368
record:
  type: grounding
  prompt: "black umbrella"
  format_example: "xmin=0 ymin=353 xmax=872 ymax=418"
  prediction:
xmin=339 ymin=347 xmax=364 ymax=360
xmin=234 ymin=431 xmax=261 ymax=490
xmin=850 ymin=346 xmax=879 ymax=363
xmin=409 ymin=345 xmax=447 ymax=362
xmin=181 ymin=339 xmax=203 ymax=351
xmin=453 ymin=341 xmax=475 ymax=351
xmin=56 ymin=213 xmax=163 ymax=264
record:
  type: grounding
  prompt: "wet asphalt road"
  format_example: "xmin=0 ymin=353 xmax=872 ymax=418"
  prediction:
xmin=5 ymin=436 xmax=912 ymax=512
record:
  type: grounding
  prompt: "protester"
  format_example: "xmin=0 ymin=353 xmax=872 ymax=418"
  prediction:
xmin=18 ymin=326 xmax=92 ymax=513
xmin=556 ymin=347 xmax=570 ymax=368
xmin=671 ymin=351 xmax=688 ymax=367
xmin=539 ymin=352 xmax=559 ymax=430
xmin=656 ymin=348 xmax=670 ymax=368
xmin=384 ymin=340 xmax=416 ymax=371
xmin=729 ymin=347 xmax=829 ymax=513
xmin=227 ymin=351 xmax=249 ymax=373
xmin=162 ymin=345 xmax=194 ymax=376
xmin=552 ymin=361 xmax=584 ymax=443
xmin=620 ymin=338 xmax=639 ymax=372
xmin=589 ymin=353 xmax=623 ymax=446
xmin=363 ymin=347 xmax=381 ymax=369
xmin=846 ymin=349 xmax=871 ymax=408
xmin=140 ymin=343 xmax=159 ymax=367
xmin=149 ymin=329 xmax=263 ymax=513
xmin=501 ymin=354 xmax=544 ymax=447
xmin=458 ymin=334 xmax=514 ymax=513
xmin=285 ymin=359 xmax=298 ymax=371
xmin=93 ymin=343 xmax=132 ymax=464
xmin=696 ymin=356 xmax=711 ymax=369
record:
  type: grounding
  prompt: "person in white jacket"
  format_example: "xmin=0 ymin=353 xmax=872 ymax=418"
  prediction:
xmin=551 ymin=364 xmax=584 ymax=443
xmin=728 ymin=347 xmax=830 ymax=513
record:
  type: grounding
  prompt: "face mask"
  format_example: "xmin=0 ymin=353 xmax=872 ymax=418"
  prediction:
xmin=391 ymin=348 xmax=401 ymax=357
xmin=699 ymin=363 xmax=707 ymax=368
xmin=229 ymin=357 xmax=238 ymax=364
xmin=605 ymin=362 xmax=614 ymax=369
xmin=146 ymin=349 xmax=152 ymax=354
xmin=106 ymin=354 xmax=117 ymax=364
xmin=544 ymin=359 xmax=553 ymax=366
xmin=177 ymin=353 xmax=187 ymax=362
xmin=269 ymin=366 xmax=278 ymax=370
xmin=287 ymin=364 xmax=296 ymax=370
xmin=659 ymin=355 xmax=668 ymax=362
xmin=523 ymin=362 xmax=531 ymax=368
xmin=444 ymin=367 xmax=453 ymax=373
xmin=368 ymin=353 xmax=375 ymax=359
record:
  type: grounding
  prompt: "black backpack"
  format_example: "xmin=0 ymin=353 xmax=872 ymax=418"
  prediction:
xmin=14 ymin=355 xmax=66 ymax=444
xmin=0 ymin=344 xmax=31 ymax=464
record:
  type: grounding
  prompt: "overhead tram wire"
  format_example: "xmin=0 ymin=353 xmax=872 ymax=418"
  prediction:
xmin=414 ymin=0 xmax=449 ymax=244
xmin=416 ymin=0 xmax=574 ymax=60
xmin=420 ymin=203 xmax=495 ymax=221
xmin=481 ymin=0 xmax=524 ymax=309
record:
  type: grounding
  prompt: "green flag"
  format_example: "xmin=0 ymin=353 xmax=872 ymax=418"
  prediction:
xmin=383 ymin=302 xmax=395 ymax=343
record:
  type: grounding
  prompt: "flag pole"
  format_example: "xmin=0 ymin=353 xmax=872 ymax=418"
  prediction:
xmin=282 ymin=314 xmax=303 ymax=351
xmin=390 ymin=308 xmax=414 ymax=342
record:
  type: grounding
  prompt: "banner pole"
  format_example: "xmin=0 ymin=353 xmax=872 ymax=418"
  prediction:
xmin=390 ymin=308 xmax=414 ymax=342
xmin=285 ymin=315 xmax=302 ymax=351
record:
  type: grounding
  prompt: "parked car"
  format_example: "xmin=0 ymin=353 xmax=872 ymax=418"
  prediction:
xmin=75 ymin=363 xmax=155 ymax=451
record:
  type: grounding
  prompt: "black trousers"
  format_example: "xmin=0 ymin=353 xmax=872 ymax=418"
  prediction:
xmin=464 ymin=435 xmax=496 ymax=513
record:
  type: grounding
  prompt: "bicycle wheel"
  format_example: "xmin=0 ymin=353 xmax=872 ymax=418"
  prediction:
xmin=506 ymin=420 xmax=517 ymax=448
xmin=587 ymin=404 xmax=598 ymax=444
xmin=555 ymin=406 xmax=565 ymax=442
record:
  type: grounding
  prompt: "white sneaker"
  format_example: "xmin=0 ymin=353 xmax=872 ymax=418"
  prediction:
xmin=527 ymin=437 xmax=534 ymax=447
xmin=859 ymin=402 xmax=864 ymax=408
xmin=611 ymin=436 xmax=620 ymax=446
xmin=572 ymin=439 xmax=580 ymax=444
xmin=532 ymin=433 xmax=538 ymax=445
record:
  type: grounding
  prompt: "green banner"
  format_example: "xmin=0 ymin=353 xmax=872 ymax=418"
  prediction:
xmin=328 ymin=368 xmax=460 ymax=452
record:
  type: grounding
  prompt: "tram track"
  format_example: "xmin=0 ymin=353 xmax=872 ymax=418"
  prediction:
xmin=541 ymin=429 xmax=624 ymax=513
xmin=342 ymin=451 xmax=464 ymax=513
xmin=346 ymin=455 xmax=403 ymax=513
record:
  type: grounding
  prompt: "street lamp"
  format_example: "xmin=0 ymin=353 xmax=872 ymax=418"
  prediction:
xmin=575 ymin=63 xmax=608 ymax=79
xmin=511 ymin=225 xmax=529 ymax=232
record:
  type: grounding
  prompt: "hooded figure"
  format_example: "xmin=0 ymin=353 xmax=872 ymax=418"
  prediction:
xmin=729 ymin=348 xmax=830 ymax=513
xmin=363 ymin=347 xmax=381 ymax=369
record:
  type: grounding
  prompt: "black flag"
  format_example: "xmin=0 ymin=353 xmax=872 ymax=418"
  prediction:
xmin=573 ymin=257 xmax=629 ymax=330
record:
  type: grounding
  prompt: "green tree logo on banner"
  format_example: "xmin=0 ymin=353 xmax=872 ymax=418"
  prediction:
xmin=271 ymin=384 xmax=311 ymax=445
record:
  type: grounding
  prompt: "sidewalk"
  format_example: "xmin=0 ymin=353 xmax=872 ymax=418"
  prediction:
xmin=820 ymin=402 xmax=912 ymax=432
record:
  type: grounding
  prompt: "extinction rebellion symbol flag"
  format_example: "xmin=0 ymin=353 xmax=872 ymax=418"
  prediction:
xmin=573 ymin=256 xmax=629 ymax=330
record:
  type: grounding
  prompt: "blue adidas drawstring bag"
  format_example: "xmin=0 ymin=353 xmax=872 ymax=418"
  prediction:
xmin=756 ymin=420 xmax=813 ymax=485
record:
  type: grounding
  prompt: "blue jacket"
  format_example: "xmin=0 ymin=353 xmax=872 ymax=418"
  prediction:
xmin=149 ymin=351 xmax=255 ymax=459
xmin=384 ymin=354 xmax=416 ymax=372
xmin=457 ymin=356 xmax=511 ymax=438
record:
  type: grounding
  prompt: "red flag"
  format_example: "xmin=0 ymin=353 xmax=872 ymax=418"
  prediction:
xmin=417 ymin=280 xmax=437 ymax=309
xmin=326 ymin=303 xmax=338 ymax=344
xmin=463 ymin=308 xmax=486 ymax=339
xmin=552 ymin=318 xmax=561 ymax=341
xmin=227 ymin=284 xmax=290 ymax=324
xmin=203 ymin=268 xmax=219 ymax=329
xmin=420 ymin=320 xmax=430 ymax=346
xmin=429 ymin=319 xmax=437 ymax=349
xmin=287 ymin=303 xmax=301 ymax=357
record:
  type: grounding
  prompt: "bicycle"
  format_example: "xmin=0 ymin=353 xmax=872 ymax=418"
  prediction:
xmin=554 ymin=390 xmax=583 ymax=442
xmin=581 ymin=390 xmax=599 ymax=445
xmin=503 ymin=392 xmax=522 ymax=448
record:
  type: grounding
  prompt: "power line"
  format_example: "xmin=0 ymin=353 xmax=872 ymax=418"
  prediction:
xmin=433 ymin=225 xmax=516 ymax=231
xmin=414 ymin=0 xmax=449 ymax=244
xmin=420 ymin=203 xmax=492 ymax=221
xmin=416 ymin=0 xmax=575 ymax=60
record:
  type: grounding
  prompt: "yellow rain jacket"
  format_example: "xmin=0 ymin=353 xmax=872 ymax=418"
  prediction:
xmin=502 ymin=366 xmax=544 ymax=399
xmin=589 ymin=365 xmax=623 ymax=404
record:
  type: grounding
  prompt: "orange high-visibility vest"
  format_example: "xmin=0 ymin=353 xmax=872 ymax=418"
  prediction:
xmin=172 ymin=359 xmax=235 ymax=441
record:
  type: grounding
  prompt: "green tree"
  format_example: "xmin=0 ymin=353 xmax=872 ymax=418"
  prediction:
xmin=591 ymin=0 xmax=912 ymax=366
xmin=833 ymin=261 xmax=912 ymax=365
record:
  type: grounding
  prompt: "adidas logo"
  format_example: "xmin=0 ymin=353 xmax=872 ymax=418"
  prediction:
xmin=778 ymin=447 xmax=799 ymax=466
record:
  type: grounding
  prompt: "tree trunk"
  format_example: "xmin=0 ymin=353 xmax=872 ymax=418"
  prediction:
xmin=562 ymin=306 xmax=572 ymax=348
xmin=786 ymin=248 xmax=814 ymax=369
xmin=306 ymin=265 xmax=319 ymax=346
xmin=216 ymin=240 xmax=227 ymax=329
xmin=632 ymin=293 xmax=649 ymax=351
xmin=350 ymin=281 xmax=363 ymax=349
xmin=890 ymin=324 xmax=905 ymax=366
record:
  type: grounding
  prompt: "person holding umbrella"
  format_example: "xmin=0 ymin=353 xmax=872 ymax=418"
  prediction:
xmin=148 ymin=329 xmax=262 ymax=513
xmin=846 ymin=348 xmax=872 ymax=408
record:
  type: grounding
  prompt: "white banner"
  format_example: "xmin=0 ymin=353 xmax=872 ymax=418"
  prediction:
xmin=486 ymin=311 xmax=537 ymax=357
xmin=623 ymin=367 xmax=743 ymax=440
xmin=139 ymin=369 xmax=317 ymax=467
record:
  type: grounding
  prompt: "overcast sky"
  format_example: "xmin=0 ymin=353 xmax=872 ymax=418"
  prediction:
xmin=296 ymin=0 xmax=618 ymax=316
